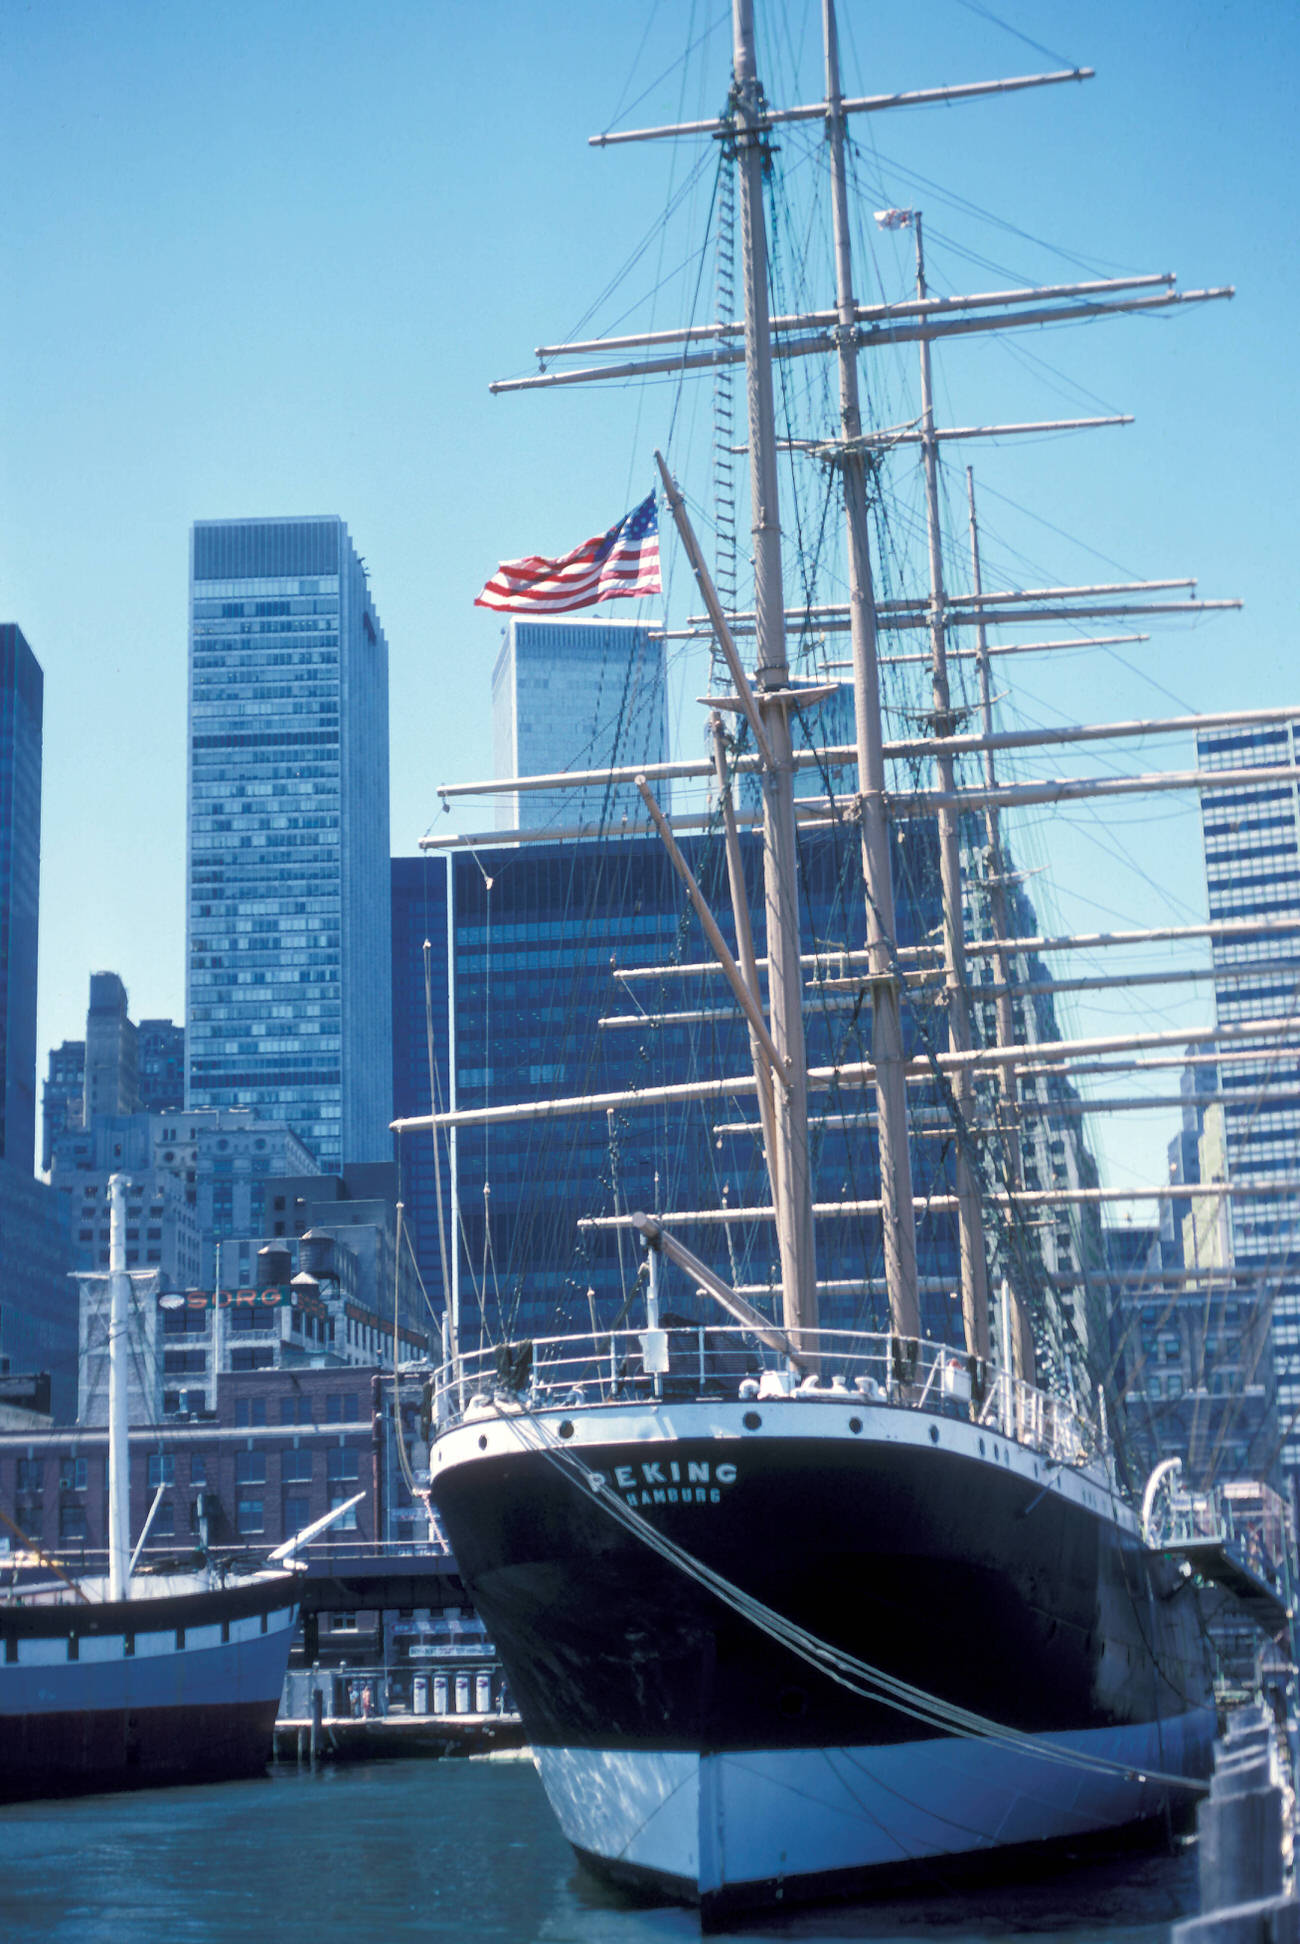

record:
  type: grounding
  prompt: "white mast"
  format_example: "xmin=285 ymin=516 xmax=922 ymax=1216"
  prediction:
xmin=733 ymin=0 xmax=817 ymax=1336
xmin=823 ymin=0 xmax=921 ymax=1344
xmin=107 ymin=1171 xmax=131 ymax=1603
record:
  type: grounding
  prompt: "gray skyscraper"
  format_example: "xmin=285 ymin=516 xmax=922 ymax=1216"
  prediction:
xmin=186 ymin=517 xmax=393 ymax=1172
xmin=491 ymin=616 xmax=667 ymax=829
xmin=0 ymin=624 xmax=42 ymax=1172
xmin=1197 ymin=717 xmax=1300 ymax=1480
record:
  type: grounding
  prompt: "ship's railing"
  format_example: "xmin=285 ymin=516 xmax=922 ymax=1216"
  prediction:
xmin=432 ymin=1325 xmax=1100 ymax=1473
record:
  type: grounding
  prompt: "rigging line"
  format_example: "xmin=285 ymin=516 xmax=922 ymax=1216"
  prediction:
xmin=599 ymin=2 xmax=728 ymax=139
xmin=390 ymin=1199 xmax=421 ymax=1501
xmin=993 ymin=327 xmax=1130 ymax=424
xmin=402 ymin=1213 xmax=442 ymax=1329
xmin=422 ymin=936 xmax=455 ymax=1343
xmin=855 ymin=139 xmax=1150 ymax=283
xmin=947 ymin=0 xmax=1078 ymax=70
xmin=959 ymin=471 xmax=1149 ymax=592
xmin=551 ymin=151 xmax=718 ymax=355
xmin=641 ymin=18 xmax=718 ymax=485
xmin=487 ymin=1396 xmax=1206 ymax=1794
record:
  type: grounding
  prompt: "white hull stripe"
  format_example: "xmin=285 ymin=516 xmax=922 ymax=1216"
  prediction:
xmin=534 ymin=1710 xmax=1214 ymax=1897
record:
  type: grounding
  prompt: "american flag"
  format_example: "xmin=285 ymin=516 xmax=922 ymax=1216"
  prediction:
xmin=474 ymin=493 xmax=662 ymax=613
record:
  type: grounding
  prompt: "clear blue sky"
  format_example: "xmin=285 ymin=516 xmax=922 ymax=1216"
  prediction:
xmin=3 ymin=1 xmax=1296 ymax=1202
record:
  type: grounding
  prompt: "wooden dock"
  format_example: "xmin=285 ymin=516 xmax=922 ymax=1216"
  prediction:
xmin=273 ymin=1711 xmax=527 ymax=1765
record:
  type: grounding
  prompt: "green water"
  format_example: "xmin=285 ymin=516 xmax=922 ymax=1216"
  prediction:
xmin=0 ymin=1756 xmax=1198 ymax=1944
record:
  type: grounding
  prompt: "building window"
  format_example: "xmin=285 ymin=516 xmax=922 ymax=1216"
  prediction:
xmin=147 ymin=1454 xmax=176 ymax=1488
xmin=231 ymin=1349 xmax=275 ymax=1372
xmin=283 ymin=1494 xmax=311 ymax=1534
xmin=235 ymin=1396 xmax=269 ymax=1425
xmin=190 ymin=1455 xmax=207 ymax=1487
xmin=164 ymin=1350 xmax=207 ymax=1375
xmin=282 ymin=1450 xmax=313 ymax=1483
xmin=327 ymin=1488 xmax=359 ymax=1529
xmin=15 ymin=1459 xmax=43 ymax=1493
xmin=236 ymin=1498 xmax=265 ymax=1536
xmin=327 ymin=1446 xmax=360 ymax=1483
xmin=59 ymin=1456 xmax=87 ymax=1492
xmin=58 ymin=1504 xmax=88 ymax=1543
xmin=236 ymin=1451 xmax=267 ymax=1486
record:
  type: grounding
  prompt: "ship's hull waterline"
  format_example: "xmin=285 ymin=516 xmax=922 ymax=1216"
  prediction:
xmin=431 ymin=1394 xmax=1215 ymax=1917
xmin=0 ymin=1574 xmax=300 ymax=1802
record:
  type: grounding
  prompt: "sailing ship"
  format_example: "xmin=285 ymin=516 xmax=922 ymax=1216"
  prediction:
xmin=0 ymin=1175 xmax=302 ymax=1801
xmin=398 ymin=2 xmax=1292 ymax=1923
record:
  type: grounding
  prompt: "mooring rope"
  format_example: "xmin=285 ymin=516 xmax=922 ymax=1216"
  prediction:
xmin=478 ymin=1394 xmax=1208 ymax=1798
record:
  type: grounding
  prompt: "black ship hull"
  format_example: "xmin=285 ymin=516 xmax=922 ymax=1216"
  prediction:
xmin=431 ymin=1393 xmax=1215 ymax=1917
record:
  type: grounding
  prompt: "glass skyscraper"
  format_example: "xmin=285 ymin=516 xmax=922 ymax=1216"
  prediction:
xmin=1197 ymin=718 xmax=1300 ymax=1480
xmin=0 ymin=624 xmax=42 ymax=1173
xmin=187 ymin=517 xmax=393 ymax=1173
xmin=490 ymin=617 xmax=667 ymax=830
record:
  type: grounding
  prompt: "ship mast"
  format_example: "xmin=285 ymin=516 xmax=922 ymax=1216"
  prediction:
xmin=107 ymin=1171 xmax=131 ymax=1602
xmin=732 ymin=0 xmax=817 ymax=1336
xmin=822 ymin=0 xmax=921 ymax=1344
xmin=912 ymin=209 xmax=992 ymax=1362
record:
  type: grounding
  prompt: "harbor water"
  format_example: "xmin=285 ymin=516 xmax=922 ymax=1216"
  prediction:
xmin=0 ymin=1753 xmax=1199 ymax=1944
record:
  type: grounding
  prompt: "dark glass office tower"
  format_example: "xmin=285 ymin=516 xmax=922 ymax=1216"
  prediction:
xmin=392 ymin=826 xmax=1103 ymax=1368
xmin=187 ymin=518 xmax=393 ymax=1171
xmin=0 ymin=624 xmax=42 ymax=1174
xmin=0 ymin=624 xmax=76 ymax=1416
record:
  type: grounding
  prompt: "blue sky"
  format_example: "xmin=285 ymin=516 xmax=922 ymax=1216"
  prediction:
xmin=3 ymin=1 xmax=1296 ymax=1202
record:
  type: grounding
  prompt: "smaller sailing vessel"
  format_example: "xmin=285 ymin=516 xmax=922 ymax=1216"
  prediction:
xmin=0 ymin=1174 xmax=302 ymax=1801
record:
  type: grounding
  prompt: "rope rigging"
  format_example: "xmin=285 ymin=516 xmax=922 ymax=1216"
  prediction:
xmin=483 ymin=1391 xmax=1209 ymax=1800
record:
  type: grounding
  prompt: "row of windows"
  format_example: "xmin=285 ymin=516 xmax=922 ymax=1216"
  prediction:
xmin=193 ymin=615 xmax=339 ymax=637
xmin=235 ymin=1487 xmax=358 ymax=1535
xmin=195 ymin=816 xmax=340 ymax=835
xmin=193 ymin=595 xmax=340 ymax=618
xmin=189 ymin=764 xmax=340 ymax=791
xmin=233 ymin=1393 xmax=362 ymax=1427
xmin=1208 ymin=887 xmax=1300 ymax=916
xmin=189 ymin=575 xmax=340 ymax=599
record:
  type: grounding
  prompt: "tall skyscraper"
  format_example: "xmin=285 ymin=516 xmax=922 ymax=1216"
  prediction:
xmin=187 ymin=517 xmax=393 ymax=1172
xmin=491 ymin=617 xmax=667 ymax=830
xmin=1197 ymin=718 xmax=1300 ymax=1482
xmin=0 ymin=624 xmax=76 ymax=1415
xmin=0 ymin=624 xmax=42 ymax=1172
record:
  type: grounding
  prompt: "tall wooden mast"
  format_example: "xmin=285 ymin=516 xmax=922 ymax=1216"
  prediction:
xmin=732 ymin=0 xmax=817 ymax=1336
xmin=823 ymin=0 xmax=921 ymax=1343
